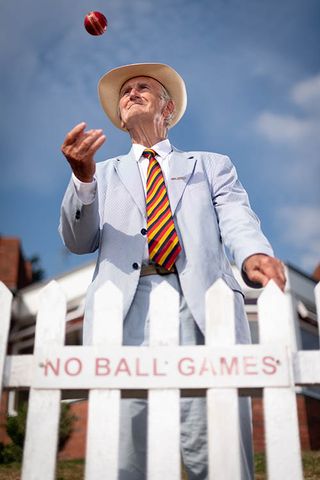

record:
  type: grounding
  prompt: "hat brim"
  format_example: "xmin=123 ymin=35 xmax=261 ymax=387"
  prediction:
xmin=98 ymin=63 xmax=187 ymax=131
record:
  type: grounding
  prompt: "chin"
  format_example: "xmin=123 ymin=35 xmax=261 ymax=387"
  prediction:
xmin=124 ymin=112 xmax=150 ymax=128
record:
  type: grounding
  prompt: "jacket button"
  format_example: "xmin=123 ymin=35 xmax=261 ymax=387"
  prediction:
xmin=141 ymin=228 xmax=147 ymax=236
xmin=132 ymin=262 xmax=139 ymax=270
xmin=75 ymin=209 xmax=81 ymax=220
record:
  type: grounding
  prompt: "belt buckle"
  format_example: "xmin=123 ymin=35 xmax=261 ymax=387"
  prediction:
xmin=154 ymin=264 xmax=174 ymax=276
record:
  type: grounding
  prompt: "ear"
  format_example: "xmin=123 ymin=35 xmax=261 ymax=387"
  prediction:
xmin=163 ymin=99 xmax=175 ymax=119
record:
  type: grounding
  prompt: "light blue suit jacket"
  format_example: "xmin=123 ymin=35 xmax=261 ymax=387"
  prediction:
xmin=59 ymin=146 xmax=273 ymax=344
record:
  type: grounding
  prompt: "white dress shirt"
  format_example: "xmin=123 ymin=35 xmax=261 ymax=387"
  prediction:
xmin=72 ymin=138 xmax=174 ymax=261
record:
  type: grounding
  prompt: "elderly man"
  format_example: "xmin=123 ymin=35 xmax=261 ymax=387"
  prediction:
xmin=60 ymin=63 xmax=285 ymax=479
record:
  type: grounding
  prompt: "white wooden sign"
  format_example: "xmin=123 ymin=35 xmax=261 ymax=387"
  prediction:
xmin=31 ymin=345 xmax=290 ymax=389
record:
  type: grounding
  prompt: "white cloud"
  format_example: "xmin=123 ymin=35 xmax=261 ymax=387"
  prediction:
xmin=291 ymin=73 xmax=320 ymax=112
xmin=255 ymin=72 xmax=320 ymax=146
xmin=278 ymin=205 xmax=320 ymax=245
xmin=255 ymin=112 xmax=317 ymax=143
xmin=251 ymin=73 xmax=320 ymax=274
xmin=276 ymin=205 xmax=320 ymax=271
xmin=300 ymin=250 xmax=320 ymax=272
xmin=253 ymin=72 xmax=320 ymax=201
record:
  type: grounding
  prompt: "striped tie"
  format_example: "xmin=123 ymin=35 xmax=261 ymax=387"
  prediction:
xmin=143 ymin=148 xmax=182 ymax=271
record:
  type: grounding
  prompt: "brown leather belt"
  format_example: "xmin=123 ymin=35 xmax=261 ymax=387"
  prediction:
xmin=140 ymin=264 xmax=177 ymax=276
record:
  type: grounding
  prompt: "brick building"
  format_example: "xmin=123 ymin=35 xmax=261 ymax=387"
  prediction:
xmin=0 ymin=237 xmax=319 ymax=458
xmin=0 ymin=237 xmax=33 ymax=292
xmin=0 ymin=237 xmax=34 ymax=447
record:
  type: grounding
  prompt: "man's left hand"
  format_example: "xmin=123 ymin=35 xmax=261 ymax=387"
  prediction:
xmin=243 ymin=254 xmax=286 ymax=291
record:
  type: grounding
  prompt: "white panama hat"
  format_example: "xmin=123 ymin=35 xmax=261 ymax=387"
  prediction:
xmin=98 ymin=63 xmax=187 ymax=131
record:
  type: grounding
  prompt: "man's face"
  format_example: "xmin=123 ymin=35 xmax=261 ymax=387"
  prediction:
xmin=118 ymin=76 xmax=172 ymax=130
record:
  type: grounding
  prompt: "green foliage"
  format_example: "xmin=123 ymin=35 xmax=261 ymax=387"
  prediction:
xmin=29 ymin=254 xmax=45 ymax=283
xmin=254 ymin=452 xmax=266 ymax=473
xmin=0 ymin=443 xmax=22 ymax=464
xmin=0 ymin=402 xmax=77 ymax=464
xmin=6 ymin=404 xmax=27 ymax=448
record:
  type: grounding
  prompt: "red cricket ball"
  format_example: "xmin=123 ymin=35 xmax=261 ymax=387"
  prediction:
xmin=84 ymin=11 xmax=108 ymax=36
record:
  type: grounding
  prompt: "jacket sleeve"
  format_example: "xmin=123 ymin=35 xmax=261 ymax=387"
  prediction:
xmin=58 ymin=177 xmax=100 ymax=254
xmin=211 ymin=154 xmax=274 ymax=285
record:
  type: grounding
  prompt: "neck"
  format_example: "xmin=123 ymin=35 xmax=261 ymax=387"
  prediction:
xmin=126 ymin=122 xmax=168 ymax=147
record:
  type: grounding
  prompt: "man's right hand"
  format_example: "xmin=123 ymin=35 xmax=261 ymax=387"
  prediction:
xmin=61 ymin=122 xmax=106 ymax=182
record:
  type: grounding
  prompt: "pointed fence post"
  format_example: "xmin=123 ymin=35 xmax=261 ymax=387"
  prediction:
xmin=205 ymin=279 xmax=242 ymax=480
xmin=0 ymin=282 xmax=13 ymax=400
xmin=22 ymin=281 xmax=66 ymax=480
xmin=85 ymin=281 xmax=123 ymax=480
xmin=315 ymin=283 xmax=320 ymax=343
xmin=258 ymin=281 xmax=303 ymax=480
xmin=147 ymin=281 xmax=181 ymax=480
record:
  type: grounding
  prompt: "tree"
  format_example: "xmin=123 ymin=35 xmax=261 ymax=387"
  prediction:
xmin=29 ymin=254 xmax=45 ymax=283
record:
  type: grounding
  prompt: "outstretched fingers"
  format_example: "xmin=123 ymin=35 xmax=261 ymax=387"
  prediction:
xmin=73 ymin=129 xmax=106 ymax=155
xmin=62 ymin=122 xmax=87 ymax=147
xmin=88 ymin=132 xmax=107 ymax=155
xmin=61 ymin=123 xmax=106 ymax=182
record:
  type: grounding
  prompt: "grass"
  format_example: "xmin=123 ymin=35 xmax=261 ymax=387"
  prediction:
xmin=0 ymin=452 xmax=319 ymax=479
xmin=253 ymin=451 xmax=320 ymax=480
xmin=302 ymin=451 xmax=320 ymax=480
xmin=0 ymin=460 xmax=84 ymax=480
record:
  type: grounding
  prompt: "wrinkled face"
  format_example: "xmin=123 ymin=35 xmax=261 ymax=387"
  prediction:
xmin=118 ymin=76 xmax=173 ymax=130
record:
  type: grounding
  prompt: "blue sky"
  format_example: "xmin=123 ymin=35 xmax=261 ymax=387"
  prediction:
xmin=1 ymin=0 xmax=319 ymax=280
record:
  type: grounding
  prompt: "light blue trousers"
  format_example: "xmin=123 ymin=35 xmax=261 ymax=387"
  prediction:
xmin=119 ymin=273 xmax=254 ymax=480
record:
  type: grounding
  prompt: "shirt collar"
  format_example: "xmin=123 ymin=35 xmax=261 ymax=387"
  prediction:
xmin=131 ymin=138 xmax=172 ymax=162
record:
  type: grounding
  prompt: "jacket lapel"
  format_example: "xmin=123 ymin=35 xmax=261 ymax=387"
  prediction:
xmin=167 ymin=149 xmax=197 ymax=216
xmin=114 ymin=147 xmax=197 ymax=218
xmin=114 ymin=151 xmax=146 ymax=218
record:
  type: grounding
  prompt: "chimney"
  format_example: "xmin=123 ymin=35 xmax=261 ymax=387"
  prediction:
xmin=0 ymin=237 xmax=33 ymax=292
xmin=312 ymin=264 xmax=320 ymax=282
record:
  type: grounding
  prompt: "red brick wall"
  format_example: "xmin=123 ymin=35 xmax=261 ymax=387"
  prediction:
xmin=0 ymin=392 xmax=11 ymax=445
xmin=58 ymin=400 xmax=88 ymax=460
xmin=252 ymin=397 xmax=265 ymax=452
xmin=252 ymin=394 xmax=320 ymax=453
xmin=299 ymin=395 xmax=320 ymax=450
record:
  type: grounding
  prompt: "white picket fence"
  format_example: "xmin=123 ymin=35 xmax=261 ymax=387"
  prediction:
xmin=1 ymin=279 xmax=320 ymax=480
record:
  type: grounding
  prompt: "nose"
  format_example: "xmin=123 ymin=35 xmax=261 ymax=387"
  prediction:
xmin=129 ymin=88 xmax=140 ymax=100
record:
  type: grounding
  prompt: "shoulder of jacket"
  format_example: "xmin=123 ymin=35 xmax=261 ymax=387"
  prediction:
xmin=192 ymin=151 xmax=229 ymax=161
xmin=185 ymin=151 xmax=232 ymax=172
xmin=95 ymin=155 xmax=128 ymax=171
xmin=173 ymin=147 xmax=229 ymax=161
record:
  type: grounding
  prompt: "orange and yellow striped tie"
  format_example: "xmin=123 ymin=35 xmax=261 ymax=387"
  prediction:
xmin=143 ymin=148 xmax=181 ymax=271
